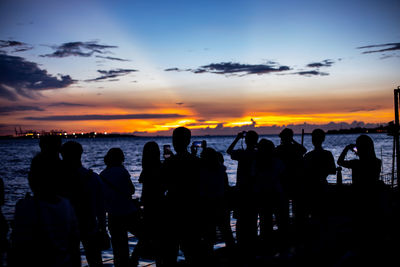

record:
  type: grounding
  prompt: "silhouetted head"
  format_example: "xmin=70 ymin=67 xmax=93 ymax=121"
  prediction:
xmin=172 ymin=127 xmax=191 ymax=153
xmin=39 ymin=135 xmax=62 ymax=158
xmin=258 ymin=138 xmax=275 ymax=158
xmin=61 ymin=141 xmax=83 ymax=166
xmin=28 ymin=155 xmax=57 ymax=197
xmin=312 ymin=129 xmax=325 ymax=147
xmin=245 ymin=130 xmax=259 ymax=149
xmin=355 ymin=135 xmax=376 ymax=160
xmin=279 ymin=128 xmax=293 ymax=144
xmin=142 ymin=141 xmax=160 ymax=169
xmin=104 ymin=148 xmax=125 ymax=167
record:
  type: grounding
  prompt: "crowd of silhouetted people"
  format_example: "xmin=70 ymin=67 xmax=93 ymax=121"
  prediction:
xmin=0 ymin=126 xmax=396 ymax=266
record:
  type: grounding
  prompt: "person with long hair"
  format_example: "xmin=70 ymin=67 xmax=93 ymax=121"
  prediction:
xmin=138 ymin=141 xmax=165 ymax=264
xmin=337 ymin=134 xmax=381 ymax=187
xmin=337 ymin=135 xmax=384 ymax=265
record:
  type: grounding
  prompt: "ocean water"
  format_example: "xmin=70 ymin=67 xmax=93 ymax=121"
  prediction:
xmin=0 ymin=133 xmax=394 ymax=221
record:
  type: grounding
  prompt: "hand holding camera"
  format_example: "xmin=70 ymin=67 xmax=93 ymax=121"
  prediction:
xmin=238 ymin=131 xmax=246 ymax=139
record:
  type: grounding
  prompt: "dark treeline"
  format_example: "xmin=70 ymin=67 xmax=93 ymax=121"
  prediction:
xmin=0 ymin=126 xmax=399 ymax=267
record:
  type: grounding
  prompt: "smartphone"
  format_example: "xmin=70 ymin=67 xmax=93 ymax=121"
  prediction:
xmin=193 ymin=141 xmax=202 ymax=147
xmin=352 ymin=146 xmax=358 ymax=153
xmin=163 ymin=145 xmax=172 ymax=158
xmin=242 ymin=131 xmax=247 ymax=137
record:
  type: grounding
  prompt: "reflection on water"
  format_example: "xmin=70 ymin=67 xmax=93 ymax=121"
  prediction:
xmin=0 ymin=133 xmax=393 ymax=221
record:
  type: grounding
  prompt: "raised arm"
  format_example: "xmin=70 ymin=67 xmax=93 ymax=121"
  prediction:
xmin=337 ymin=144 xmax=355 ymax=168
xmin=227 ymin=132 xmax=244 ymax=155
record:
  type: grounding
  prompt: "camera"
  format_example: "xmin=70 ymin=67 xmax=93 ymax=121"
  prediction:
xmin=163 ymin=144 xmax=172 ymax=159
xmin=192 ymin=141 xmax=202 ymax=147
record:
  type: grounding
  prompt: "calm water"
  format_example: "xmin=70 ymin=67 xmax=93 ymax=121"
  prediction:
xmin=0 ymin=133 xmax=394 ymax=221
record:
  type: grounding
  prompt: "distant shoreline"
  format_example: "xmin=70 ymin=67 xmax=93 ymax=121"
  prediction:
xmin=0 ymin=127 xmax=391 ymax=140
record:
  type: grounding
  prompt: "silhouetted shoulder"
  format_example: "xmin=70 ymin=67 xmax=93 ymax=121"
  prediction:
xmin=230 ymin=149 xmax=246 ymax=160
xmin=304 ymin=149 xmax=335 ymax=169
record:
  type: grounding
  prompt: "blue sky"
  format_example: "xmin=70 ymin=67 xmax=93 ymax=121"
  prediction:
xmin=0 ymin=0 xmax=399 ymax=134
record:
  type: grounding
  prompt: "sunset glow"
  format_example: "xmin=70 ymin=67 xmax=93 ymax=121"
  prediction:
xmin=0 ymin=0 xmax=399 ymax=135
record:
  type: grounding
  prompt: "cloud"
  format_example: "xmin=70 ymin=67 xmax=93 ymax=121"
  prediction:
xmin=0 ymin=54 xmax=75 ymax=100
xmin=95 ymin=55 xmax=130 ymax=61
xmin=0 ymin=105 xmax=45 ymax=114
xmin=165 ymin=62 xmax=291 ymax=76
xmin=357 ymin=42 xmax=400 ymax=54
xmin=306 ymin=59 xmax=334 ymax=68
xmin=349 ymin=106 xmax=379 ymax=112
xmin=48 ymin=102 xmax=90 ymax=107
xmin=23 ymin=113 xmax=186 ymax=121
xmin=85 ymin=69 xmax=138 ymax=82
xmin=292 ymin=70 xmax=329 ymax=76
xmin=0 ymin=84 xmax=19 ymax=101
xmin=185 ymin=122 xmax=224 ymax=127
xmin=41 ymin=41 xmax=117 ymax=58
xmin=0 ymin=40 xmax=33 ymax=52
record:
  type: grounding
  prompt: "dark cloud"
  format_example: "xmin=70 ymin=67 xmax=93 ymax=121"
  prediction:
xmin=292 ymin=70 xmax=329 ymax=76
xmin=0 ymin=54 xmax=75 ymax=100
xmin=0 ymin=40 xmax=33 ymax=52
xmin=48 ymin=102 xmax=90 ymax=107
xmin=23 ymin=113 xmax=186 ymax=121
xmin=0 ymin=105 xmax=44 ymax=114
xmin=0 ymin=85 xmax=19 ymax=101
xmin=306 ymin=59 xmax=334 ymax=68
xmin=176 ymin=102 xmax=184 ymax=105
xmin=349 ymin=106 xmax=379 ymax=113
xmin=166 ymin=62 xmax=290 ymax=76
xmin=95 ymin=55 xmax=130 ymax=61
xmin=185 ymin=122 xmax=222 ymax=127
xmin=196 ymin=62 xmax=290 ymax=75
xmin=85 ymin=69 xmax=138 ymax=82
xmin=357 ymin=42 xmax=400 ymax=54
xmin=41 ymin=41 xmax=117 ymax=58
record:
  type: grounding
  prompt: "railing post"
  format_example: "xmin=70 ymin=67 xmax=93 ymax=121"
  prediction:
xmin=394 ymin=88 xmax=400 ymax=187
xmin=336 ymin=167 xmax=342 ymax=186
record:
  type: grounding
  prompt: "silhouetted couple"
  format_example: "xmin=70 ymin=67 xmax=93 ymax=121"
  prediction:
xmin=227 ymin=131 xmax=288 ymax=260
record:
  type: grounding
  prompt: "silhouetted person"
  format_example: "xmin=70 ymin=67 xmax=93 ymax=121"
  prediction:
xmin=275 ymin=128 xmax=307 ymax=239
xmin=100 ymin=148 xmax=139 ymax=267
xmin=10 ymin=152 xmax=80 ymax=267
xmin=28 ymin=135 xmax=63 ymax=195
xmin=61 ymin=141 xmax=106 ymax=267
xmin=198 ymin=148 xmax=234 ymax=260
xmin=337 ymin=135 xmax=384 ymax=265
xmin=254 ymin=139 xmax=286 ymax=251
xmin=161 ymin=127 xmax=202 ymax=266
xmin=303 ymin=129 xmax=336 ymax=221
xmin=338 ymin=135 xmax=381 ymax=188
xmin=227 ymin=130 xmax=259 ymax=259
xmin=138 ymin=141 xmax=165 ymax=264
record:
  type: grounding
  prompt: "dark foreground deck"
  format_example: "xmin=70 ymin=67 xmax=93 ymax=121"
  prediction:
xmin=83 ymin=184 xmax=400 ymax=266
